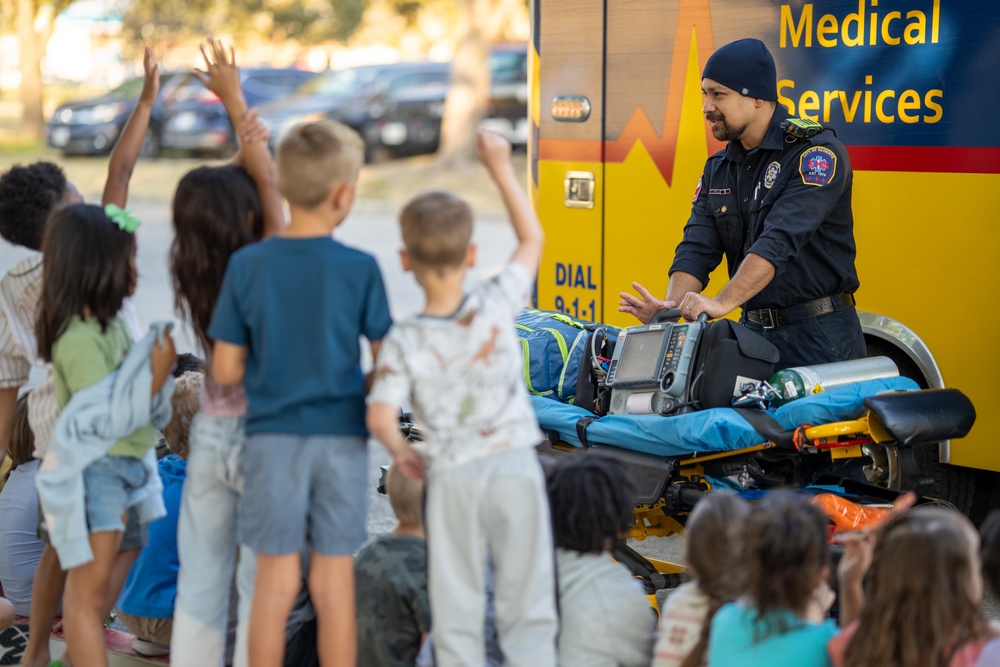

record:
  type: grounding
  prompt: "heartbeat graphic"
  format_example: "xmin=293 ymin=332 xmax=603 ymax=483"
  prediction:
xmin=539 ymin=0 xmax=726 ymax=186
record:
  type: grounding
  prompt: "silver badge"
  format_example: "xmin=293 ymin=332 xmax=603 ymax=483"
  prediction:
xmin=764 ymin=161 xmax=781 ymax=189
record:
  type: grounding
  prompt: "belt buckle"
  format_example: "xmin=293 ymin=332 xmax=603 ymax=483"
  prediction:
xmin=759 ymin=308 xmax=777 ymax=329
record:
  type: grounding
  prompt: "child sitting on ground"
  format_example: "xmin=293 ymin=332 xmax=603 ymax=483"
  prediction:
xmin=0 ymin=394 xmax=46 ymax=618
xmin=367 ymin=130 xmax=558 ymax=667
xmin=653 ymin=492 xmax=750 ymax=667
xmin=706 ymin=491 xmax=836 ymax=667
xmin=547 ymin=455 xmax=657 ymax=667
xmin=209 ymin=119 xmax=392 ymax=667
xmin=115 ymin=370 xmax=202 ymax=657
xmin=828 ymin=506 xmax=995 ymax=667
xmin=355 ymin=463 xmax=430 ymax=666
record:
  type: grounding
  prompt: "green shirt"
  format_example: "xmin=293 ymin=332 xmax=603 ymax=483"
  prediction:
xmin=52 ymin=315 xmax=156 ymax=459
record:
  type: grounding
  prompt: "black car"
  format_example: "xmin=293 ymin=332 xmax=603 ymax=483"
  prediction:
xmin=371 ymin=45 xmax=529 ymax=159
xmin=45 ymin=72 xmax=179 ymax=157
xmin=161 ymin=67 xmax=318 ymax=156
xmin=257 ymin=63 xmax=412 ymax=149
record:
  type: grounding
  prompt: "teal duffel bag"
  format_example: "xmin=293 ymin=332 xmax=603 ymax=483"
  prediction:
xmin=515 ymin=309 xmax=619 ymax=404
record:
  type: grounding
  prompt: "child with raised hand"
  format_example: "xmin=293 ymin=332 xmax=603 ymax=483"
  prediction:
xmin=0 ymin=47 xmax=163 ymax=667
xmin=706 ymin=491 xmax=836 ymax=667
xmin=546 ymin=455 xmax=657 ymax=667
xmin=168 ymin=39 xmax=283 ymax=667
xmin=653 ymin=492 xmax=750 ymax=667
xmin=209 ymin=117 xmax=391 ymax=667
xmin=367 ymin=130 xmax=558 ymax=667
xmin=828 ymin=506 xmax=995 ymax=667
xmin=34 ymin=203 xmax=176 ymax=667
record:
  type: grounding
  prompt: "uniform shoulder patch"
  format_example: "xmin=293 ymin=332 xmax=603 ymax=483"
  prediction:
xmin=692 ymin=175 xmax=703 ymax=203
xmin=799 ymin=146 xmax=837 ymax=187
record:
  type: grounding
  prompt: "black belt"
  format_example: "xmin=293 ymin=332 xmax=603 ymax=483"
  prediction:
xmin=744 ymin=293 xmax=856 ymax=329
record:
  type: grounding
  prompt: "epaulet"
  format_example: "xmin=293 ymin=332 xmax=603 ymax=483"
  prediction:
xmin=780 ymin=117 xmax=827 ymax=140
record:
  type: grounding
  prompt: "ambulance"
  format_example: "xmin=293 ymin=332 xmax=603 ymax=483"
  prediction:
xmin=527 ymin=0 xmax=1000 ymax=517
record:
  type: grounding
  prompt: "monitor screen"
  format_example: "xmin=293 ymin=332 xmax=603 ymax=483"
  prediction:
xmin=615 ymin=329 xmax=665 ymax=381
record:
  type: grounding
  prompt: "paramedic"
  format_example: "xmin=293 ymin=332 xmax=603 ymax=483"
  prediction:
xmin=619 ymin=38 xmax=866 ymax=369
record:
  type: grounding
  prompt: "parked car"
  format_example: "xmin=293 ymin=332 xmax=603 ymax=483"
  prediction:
xmin=257 ymin=61 xmax=452 ymax=159
xmin=45 ymin=72 xmax=179 ymax=157
xmin=371 ymin=44 xmax=529 ymax=159
xmin=161 ymin=67 xmax=318 ymax=156
xmin=257 ymin=63 xmax=406 ymax=148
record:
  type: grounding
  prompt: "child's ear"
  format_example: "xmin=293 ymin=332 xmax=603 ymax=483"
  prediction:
xmin=399 ymin=248 xmax=412 ymax=272
xmin=331 ymin=179 xmax=357 ymax=212
xmin=466 ymin=242 xmax=478 ymax=267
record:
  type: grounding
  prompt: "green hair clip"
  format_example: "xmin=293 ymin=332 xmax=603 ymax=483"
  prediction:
xmin=104 ymin=204 xmax=141 ymax=233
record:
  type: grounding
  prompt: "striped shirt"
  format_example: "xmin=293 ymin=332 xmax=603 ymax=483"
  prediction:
xmin=0 ymin=254 xmax=142 ymax=457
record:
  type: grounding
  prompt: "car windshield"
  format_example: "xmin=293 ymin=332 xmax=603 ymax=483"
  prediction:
xmin=295 ymin=68 xmax=382 ymax=97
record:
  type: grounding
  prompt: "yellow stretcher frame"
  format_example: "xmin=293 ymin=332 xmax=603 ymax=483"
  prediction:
xmin=624 ymin=409 xmax=892 ymax=575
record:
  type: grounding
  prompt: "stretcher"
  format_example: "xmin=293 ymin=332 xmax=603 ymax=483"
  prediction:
xmin=394 ymin=373 xmax=976 ymax=596
xmin=529 ymin=376 xmax=977 ymax=591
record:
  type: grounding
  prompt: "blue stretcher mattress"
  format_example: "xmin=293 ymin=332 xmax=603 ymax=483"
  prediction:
xmin=531 ymin=377 xmax=921 ymax=457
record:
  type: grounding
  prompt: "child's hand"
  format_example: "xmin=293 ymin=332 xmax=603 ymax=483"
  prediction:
xmin=139 ymin=47 xmax=160 ymax=106
xmin=477 ymin=130 xmax=512 ymax=172
xmin=192 ymin=38 xmax=243 ymax=105
xmin=805 ymin=580 xmax=836 ymax=622
xmin=393 ymin=446 xmax=426 ymax=481
xmin=239 ymin=108 xmax=270 ymax=145
xmin=836 ymin=531 xmax=873 ymax=589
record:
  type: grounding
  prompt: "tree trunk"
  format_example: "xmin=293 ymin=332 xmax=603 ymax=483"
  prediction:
xmin=17 ymin=0 xmax=46 ymax=141
xmin=437 ymin=0 xmax=493 ymax=168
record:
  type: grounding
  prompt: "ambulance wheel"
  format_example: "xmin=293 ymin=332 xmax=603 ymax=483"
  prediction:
xmin=900 ymin=443 xmax=1000 ymax=525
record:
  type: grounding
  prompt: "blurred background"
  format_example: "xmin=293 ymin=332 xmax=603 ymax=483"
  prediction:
xmin=0 ymin=0 xmax=530 ymax=167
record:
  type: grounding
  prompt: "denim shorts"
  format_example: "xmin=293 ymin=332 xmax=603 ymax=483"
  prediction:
xmin=239 ymin=434 xmax=369 ymax=556
xmin=82 ymin=455 xmax=149 ymax=548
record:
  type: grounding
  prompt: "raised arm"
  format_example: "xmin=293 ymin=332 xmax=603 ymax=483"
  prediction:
xmin=193 ymin=39 xmax=286 ymax=238
xmin=478 ymin=131 xmax=543 ymax=278
xmin=102 ymin=47 xmax=159 ymax=207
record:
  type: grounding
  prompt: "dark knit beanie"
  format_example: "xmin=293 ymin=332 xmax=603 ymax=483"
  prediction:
xmin=702 ymin=38 xmax=777 ymax=101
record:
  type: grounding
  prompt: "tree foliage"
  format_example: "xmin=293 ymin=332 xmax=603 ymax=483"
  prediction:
xmin=120 ymin=0 xmax=368 ymax=47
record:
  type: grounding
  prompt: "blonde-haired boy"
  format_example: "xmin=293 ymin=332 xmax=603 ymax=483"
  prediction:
xmin=367 ymin=131 xmax=558 ymax=667
xmin=211 ymin=120 xmax=392 ymax=667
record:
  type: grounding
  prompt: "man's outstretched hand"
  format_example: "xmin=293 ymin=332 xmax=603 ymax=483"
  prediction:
xmin=618 ymin=282 xmax=675 ymax=324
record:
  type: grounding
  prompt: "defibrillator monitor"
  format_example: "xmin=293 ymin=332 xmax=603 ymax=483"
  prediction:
xmin=605 ymin=321 xmax=705 ymax=415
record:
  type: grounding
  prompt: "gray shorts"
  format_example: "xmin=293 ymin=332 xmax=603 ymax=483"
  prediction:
xmin=239 ymin=433 xmax=369 ymax=556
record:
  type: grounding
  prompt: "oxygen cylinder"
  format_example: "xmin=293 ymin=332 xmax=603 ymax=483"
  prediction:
xmin=769 ymin=356 xmax=900 ymax=406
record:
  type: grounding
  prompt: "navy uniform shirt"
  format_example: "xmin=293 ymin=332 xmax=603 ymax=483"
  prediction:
xmin=669 ymin=112 xmax=860 ymax=311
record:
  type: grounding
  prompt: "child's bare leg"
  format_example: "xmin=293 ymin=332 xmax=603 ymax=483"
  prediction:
xmin=22 ymin=544 xmax=65 ymax=667
xmin=308 ymin=554 xmax=355 ymax=667
xmin=63 ymin=531 xmax=123 ymax=667
xmin=105 ymin=548 xmax=140 ymax=614
xmin=248 ymin=553 xmax=300 ymax=667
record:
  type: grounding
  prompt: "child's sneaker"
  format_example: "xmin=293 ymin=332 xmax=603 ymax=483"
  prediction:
xmin=131 ymin=637 xmax=171 ymax=657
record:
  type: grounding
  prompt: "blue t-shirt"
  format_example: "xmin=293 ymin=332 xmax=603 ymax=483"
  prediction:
xmin=117 ymin=455 xmax=186 ymax=619
xmin=208 ymin=236 xmax=392 ymax=435
xmin=707 ymin=602 xmax=836 ymax=667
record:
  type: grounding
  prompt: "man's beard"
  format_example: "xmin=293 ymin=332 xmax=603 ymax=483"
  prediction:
xmin=707 ymin=114 xmax=747 ymax=141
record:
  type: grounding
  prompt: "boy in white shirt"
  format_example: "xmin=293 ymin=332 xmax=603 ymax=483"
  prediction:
xmin=367 ymin=131 xmax=557 ymax=667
